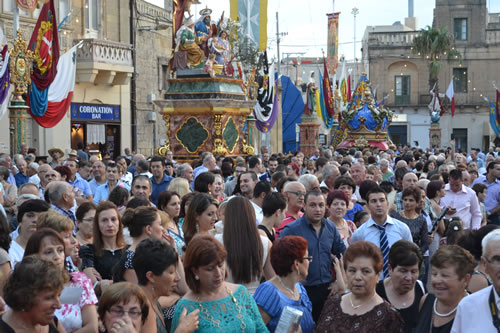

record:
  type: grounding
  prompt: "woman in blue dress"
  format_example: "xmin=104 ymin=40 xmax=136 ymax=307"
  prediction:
xmin=253 ymin=236 xmax=315 ymax=333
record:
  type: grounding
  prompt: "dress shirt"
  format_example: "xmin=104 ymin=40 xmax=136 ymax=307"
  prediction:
xmin=89 ymin=178 xmax=106 ymax=196
xmin=14 ymin=172 xmax=29 ymax=187
xmin=350 ymin=215 xmax=413 ymax=248
xmin=93 ymin=181 xmax=130 ymax=204
xmin=51 ymin=204 xmax=77 ymax=231
xmin=250 ymin=200 xmax=263 ymax=225
xmin=279 ymin=215 xmax=346 ymax=287
xmin=150 ymin=174 xmax=173 ymax=206
xmin=473 ymin=176 xmax=500 ymax=212
xmin=451 ymin=285 xmax=498 ymax=333
xmin=440 ymin=183 xmax=482 ymax=230
xmin=69 ymin=173 xmax=92 ymax=197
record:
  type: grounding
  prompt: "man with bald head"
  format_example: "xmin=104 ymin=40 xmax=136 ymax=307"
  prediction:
xmin=392 ymin=172 xmax=419 ymax=213
xmin=351 ymin=163 xmax=366 ymax=201
xmin=89 ymin=160 xmax=106 ymax=195
xmin=47 ymin=181 xmax=77 ymax=229
xmin=320 ymin=164 xmax=339 ymax=192
xmin=276 ymin=181 xmax=306 ymax=236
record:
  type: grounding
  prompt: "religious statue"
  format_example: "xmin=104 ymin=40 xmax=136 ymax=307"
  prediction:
xmin=175 ymin=16 xmax=205 ymax=69
xmin=210 ymin=30 xmax=230 ymax=68
xmin=303 ymin=71 xmax=317 ymax=115
xmin=245 ymin=68 xmax=259 ymax=100
xmin=195 ymin=8 xmax=217 ymax=57
xmin=204 ymin=54 xmax=216 ymax=78
xmin=428 ymin=87 xmax=445 ymax=124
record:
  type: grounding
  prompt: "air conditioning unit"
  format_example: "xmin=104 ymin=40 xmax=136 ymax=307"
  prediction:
xmin=147 ymin=112 xmax=157 ymax=122
xmin=147 ymin=93 xmax=156 ymax=104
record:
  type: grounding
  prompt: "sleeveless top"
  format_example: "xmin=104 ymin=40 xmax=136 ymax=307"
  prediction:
xmin=376 ymin=280 xmax=425 ymax=333
xmin=0 ymin=315 xmax=59 ymax=333
xmin=414 ymin=294 xmax=454 ymax=333
xmin=155 ymin=302 xmax=169 ymax=333
xmin=258 ymin=224 xmax=275 ymax=243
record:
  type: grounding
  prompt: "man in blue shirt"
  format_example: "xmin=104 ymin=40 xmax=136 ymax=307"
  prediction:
xmin=280 ymin=190 xmax=346 ymax=322
xmin=14 ymin=159 xmax=29 ymax=187
xmin=65 ymin=159 xmax=93 ymax=204
xmin=93 ymin=163 xmax=130 ymax=204
xmin=473 ymin=161 xmax=500 ymax=225
xmin=150 ymin=156 xmax=172 ymax=206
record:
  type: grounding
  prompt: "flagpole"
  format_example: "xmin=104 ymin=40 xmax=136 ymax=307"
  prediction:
xmin=13 ymin=3 xmax=19 ymax=33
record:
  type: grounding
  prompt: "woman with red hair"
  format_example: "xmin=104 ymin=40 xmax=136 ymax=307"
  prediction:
xmin=253 ymin=236 xmax=315 ymax=332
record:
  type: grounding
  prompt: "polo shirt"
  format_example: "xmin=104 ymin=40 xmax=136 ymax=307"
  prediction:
xmin=69 ymin=173 xmax=92 ymax=197
xmin=93 ymin=181 xmax=130 ymax=204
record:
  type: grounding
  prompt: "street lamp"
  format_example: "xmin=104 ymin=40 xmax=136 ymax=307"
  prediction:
xmin=352 ymin=7 xmax=359 ymax=90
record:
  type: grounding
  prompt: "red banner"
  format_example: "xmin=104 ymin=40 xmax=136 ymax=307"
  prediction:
xmin=322 ymin=58 xmax=334 ymax=117
xmin=326 ymin=13 xmax=340 ymax=75
xmin=28 ymin=0 xmax=59 ymax=90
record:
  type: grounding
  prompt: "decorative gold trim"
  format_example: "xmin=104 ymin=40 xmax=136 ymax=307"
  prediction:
xmin=9 ymin=30 xmax=33 ymax=100
xmin=212 ymin=138 xmax=228 ymax=156
xmin=213 ymin=114 xmax=223 ymax=136
xmin=174 ymin=116 xmax=210 ymax=154
xmin=162 ymin=113 xmax=171 ymax=136
xmin=161 ymin=107 xmax=253 ymax=115
xmin=222 ymin=116 xmax=239 ymax=154
xmin=167 ymin=77 xmax=244 ymax=84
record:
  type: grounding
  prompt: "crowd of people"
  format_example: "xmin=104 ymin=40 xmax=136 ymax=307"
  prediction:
xmin=0 ymin=142 xmax=500 ymax=332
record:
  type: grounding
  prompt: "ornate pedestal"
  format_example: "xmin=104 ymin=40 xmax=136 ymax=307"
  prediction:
xmin=9 ymin=104 xmax=30 ymax=156
xmin=298 ymin=115 xmax=320 ymax=157
xmin=154 ymin=76 xmax=256 ymax=161
xmin=429 ymin=123 xmax=441 ymax=149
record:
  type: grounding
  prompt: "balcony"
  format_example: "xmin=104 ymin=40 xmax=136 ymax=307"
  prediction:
xmin=367 ymin=31 xmax=420 ymax=48
xmin=74 ymin=39 xmax=134 ymax=85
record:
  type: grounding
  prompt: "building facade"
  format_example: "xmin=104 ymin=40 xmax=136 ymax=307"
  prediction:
xmin=362 ymin=0 xmax=500 ymax=151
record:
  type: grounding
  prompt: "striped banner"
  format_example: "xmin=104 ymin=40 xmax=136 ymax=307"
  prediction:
xmin=230 ymin=0 xmax=268 ymax=51
xmin=326 ymin=13 xmax=340 ymax=75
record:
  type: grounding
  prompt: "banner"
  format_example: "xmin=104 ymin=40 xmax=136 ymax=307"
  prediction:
xmin=318 ymin=71 xmax=334 ymax=129
xmin=0 ymin=44 xmax=11 ymax=120
xmin=326 ymin=12 xmax=340 ymax=75
xmin=230 ymin=0 xmax=268 ymax=51
xmin=497 ymin=90 xmax=500 ymax=125
xmin=490 ymin=101 xmax=500 ymax=137
xmin=322 ymin=58 xmax=334 ymax=117
xmin=28 ymin=0 xmax=59 ymax=90
xmin=29 ymin=45 xmax=77 ymax=128
xmin=254 ymin=57 xmax=279 ymax=133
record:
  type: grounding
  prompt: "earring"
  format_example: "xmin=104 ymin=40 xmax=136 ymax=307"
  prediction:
xmin=152 ymin=284 xmax=155 ymax=294
xmin=195 ymin=275 xmax=200 ymax=280
xmin=196 ymin=224 xmax=200 ymax=232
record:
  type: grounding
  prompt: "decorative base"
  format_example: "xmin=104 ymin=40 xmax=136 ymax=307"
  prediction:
xmin=298 ymin=116 xmax=320 ymax=157
xmin=429 ymin=123 xmax=441 ymax=148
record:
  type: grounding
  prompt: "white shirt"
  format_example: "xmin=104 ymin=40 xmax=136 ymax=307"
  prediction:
xmin=451 ymin=285 xmax=497 ymax=333
xmin=250 ymin=200 xmax=263 ymax=225
xmin=350 ymin=215 xmax=413 ymax=248
xmin=8 ymin=240 xmax=24 ymax=269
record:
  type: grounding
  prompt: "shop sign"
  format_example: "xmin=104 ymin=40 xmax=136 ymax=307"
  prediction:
xmin=71 ymin=103 xmax=120 ymax=121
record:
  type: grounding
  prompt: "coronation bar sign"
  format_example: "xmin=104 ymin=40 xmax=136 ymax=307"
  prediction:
xmin=71 ymin=103 xmax=121 ymax=121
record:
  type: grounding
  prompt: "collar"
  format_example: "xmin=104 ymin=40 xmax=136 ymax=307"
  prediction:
xmin=366 ymin=215 xmax=394 ymax=228
xmin=285 ymin=210 xmax=303 ymax=219
xmin=444 ymin=183 xmax=467 ymax=193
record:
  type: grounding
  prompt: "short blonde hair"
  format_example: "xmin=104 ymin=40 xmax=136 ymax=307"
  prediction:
xmin=157 ymin=210 xmax=170 ymax=229
xmin=37 ymin=210 xmax=74 ymax=233
xmin=167 ymin=177 xmax=191 ymax=198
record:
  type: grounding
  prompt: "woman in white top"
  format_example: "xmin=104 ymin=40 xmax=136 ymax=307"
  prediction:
xmin=215 ymin=196 xmax=274 ymax=295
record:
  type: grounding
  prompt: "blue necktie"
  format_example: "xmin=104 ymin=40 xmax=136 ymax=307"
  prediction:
xmin=375 ymin=224 xmax=390 ymax=278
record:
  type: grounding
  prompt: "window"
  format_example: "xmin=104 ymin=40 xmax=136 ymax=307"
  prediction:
xmin=395 ymin=76 xmax=410 ymax=104
xmin=85 ymin=0 xmax=99 ymax=34
xmin=454 ymin=18 xmax=467 ymax=41
xmin=453 ymin=129 xmax=468 ymax=152
xmin=453 ymin=68 xmax=468 ymax=93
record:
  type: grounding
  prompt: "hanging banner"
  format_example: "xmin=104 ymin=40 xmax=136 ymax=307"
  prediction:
xmin=326 ymin=12 xmax=340 ymax=75
xmin=17 ymin=0 xmax=38 ymax=12
xmin=230 ymin=0 xmax=268 ymax=51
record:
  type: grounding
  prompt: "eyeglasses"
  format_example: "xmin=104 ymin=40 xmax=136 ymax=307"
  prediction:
xmin=302 ymin=256 xmax=313 ymax=263
xmin=108 ymin=308 xmax=142 ymax=319
xmin=287 ymin=191 xmax=306 ymax=198
xmin=484 ymin=256 xmax=500 ymax=268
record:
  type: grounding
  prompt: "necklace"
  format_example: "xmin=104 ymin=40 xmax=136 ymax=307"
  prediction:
xmin=433 ymin=298 xmax=458 ymax=317
xmin=197 ymin=285 xmax=247 ymax=332
xmin=349 ymin=293 xmax=376 ymax=310
xmin=277 ymin=276 xmax=297 ymax=298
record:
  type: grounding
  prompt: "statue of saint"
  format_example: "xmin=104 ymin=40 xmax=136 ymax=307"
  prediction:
xmin=303 ymin=72 xmax=317 ymax=115
xmin=195 ymin=8 xmax=217 ymax=57
xmin=210 ymin=30 xmax=230 ymax=67
xmin=176 ymin=16 xmax=205 ymax=69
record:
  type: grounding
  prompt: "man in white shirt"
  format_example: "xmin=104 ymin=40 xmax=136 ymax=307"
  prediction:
xmin=452 ymin=229 xmax=500 ymax=332
xmin=250 ymin=181 xmax=271 ymax=225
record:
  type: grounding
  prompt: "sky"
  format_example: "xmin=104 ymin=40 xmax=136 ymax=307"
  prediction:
xmin=145 ymin=0 xmax=500 ymax=62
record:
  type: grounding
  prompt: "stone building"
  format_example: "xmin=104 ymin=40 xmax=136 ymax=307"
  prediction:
xmin=362 ymin=0 xmax=500 ymax=151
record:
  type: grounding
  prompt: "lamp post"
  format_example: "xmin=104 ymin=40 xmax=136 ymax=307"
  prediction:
xmin=351 ymin=7 xmax=359 ymax=90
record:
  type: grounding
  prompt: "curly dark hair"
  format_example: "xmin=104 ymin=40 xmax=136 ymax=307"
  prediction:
xmin=4 ymin=256 xmax=66 ymax=312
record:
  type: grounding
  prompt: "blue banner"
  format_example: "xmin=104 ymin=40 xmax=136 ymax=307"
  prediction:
xmin=71 ymin=103 xmax=120 ymax=121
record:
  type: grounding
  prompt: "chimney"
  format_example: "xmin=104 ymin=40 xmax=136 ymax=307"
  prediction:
xmin=408 ymin=0 xmax=414 ymax=17
xmin=405 ymin=0 xmax=417 ymax=30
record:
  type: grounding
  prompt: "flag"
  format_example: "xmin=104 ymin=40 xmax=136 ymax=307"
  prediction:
xmin=347 ymin=75 xmax=351 ymax=102
xmin=326 ymin=13 xmax=340 ymax=74
xmin=28 ymin=45 xmax=77 ymax=128
xmin=496 ymin=90 xmax=500 ymax=125
xmin=339 ymin=61 xmax=347 ymax=107
xmin=254 ymin=54 xmax=278 ymax=132
xmin=489 ymin=101 xmax=500 ymax=136
xmin=446 ymin=78 xmax=455 ymax=117
xmin=322 ymin=58 xmax=334 ymax=117
xmin=318 ymin=71 xmax=334 ymax=129
xmin=0 ymin=44 xmax=11 ymax=120
xmin=230 ymin=0 xmax=267 ymax=51
xmin=28 ymin=0 xmax=59 ymax=90
xmin=281 ymin=75 xmax=304 ymax=154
